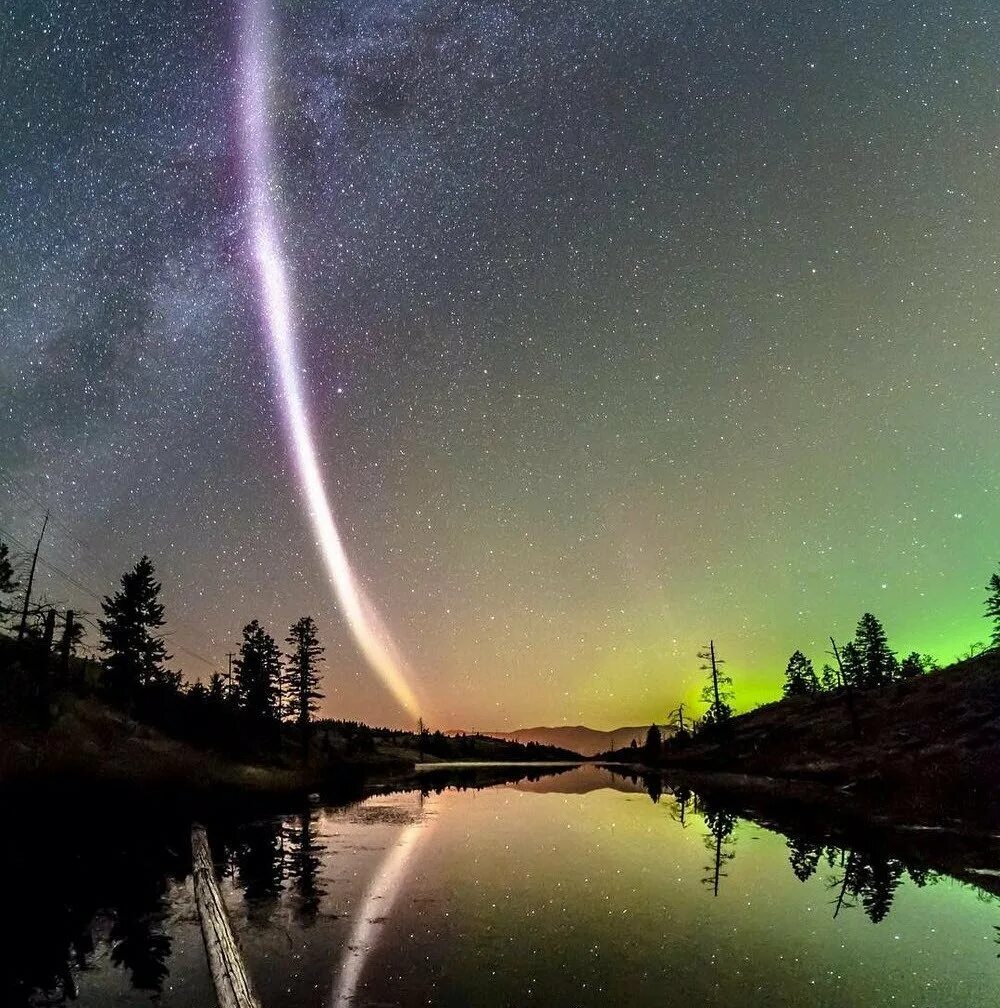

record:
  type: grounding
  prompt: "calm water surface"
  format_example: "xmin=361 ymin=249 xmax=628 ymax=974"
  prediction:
xmin=8 ymin=764 xmax=1000 ymax=1006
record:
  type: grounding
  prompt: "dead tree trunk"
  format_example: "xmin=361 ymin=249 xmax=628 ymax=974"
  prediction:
xmin=17 ymin=512 xmax=48 ymax=641
xmin=709 ymin=640 xmax=721 ymax=714
xmin=830 ymin=637 xmax=861 ymax=738
xmin=833 ymin=849 xmax=857 ymax=919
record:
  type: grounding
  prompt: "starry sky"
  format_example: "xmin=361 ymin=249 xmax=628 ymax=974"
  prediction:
xmin=2 ymin=0 xmax=998 ymax=730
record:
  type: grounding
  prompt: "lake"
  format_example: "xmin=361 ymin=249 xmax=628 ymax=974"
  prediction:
xmin=6 ymin=763 xmax=1000 ymax=1006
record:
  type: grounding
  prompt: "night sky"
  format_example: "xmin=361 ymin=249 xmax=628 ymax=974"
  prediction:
xmin=3 ymin=0 xmax=998 ymax=730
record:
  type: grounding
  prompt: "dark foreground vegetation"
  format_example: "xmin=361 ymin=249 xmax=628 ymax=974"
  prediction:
xmin=0 ymin=549 xmax=578 ymax=805
xmin=658 ymin=650 xmax=1000 ymax=821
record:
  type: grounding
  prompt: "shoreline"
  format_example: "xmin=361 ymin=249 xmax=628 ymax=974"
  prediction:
xmin=6 ymin=743 xmax=1000 ymax=905
xmin=597 ymin=759 xmax=1000 ymax=835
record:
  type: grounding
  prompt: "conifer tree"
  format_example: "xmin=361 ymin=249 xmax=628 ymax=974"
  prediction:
xmin=274 ymin=657 xmax=288 ymax=722
xmin=235 ymin=620 xmax=281 ymax=721
xmin=820 ymin=663 xmax=840 ymax=691
xmin=0 ymin=541 xmax=18 ymax=627
xmin=99 ymin=556 xmax=171 ymax=701
xmin=285 ymin=616 xmax=325 ymax=741
xmin=787 ymin=838 xmax=823 ymax=882
xmin=985 ymin=570 xmax=1000 ymax=651
xmin=208 ymin=671 xmax=227 ymax=706
xmin=782 ymin=650 xmax=819 ymax=697
xmin=63 ymin=616 xmax=86 ymax=657
xmin=643 ymin=723 xmax=662 ymax=764
xmin=839 ymin=640 xmax=865 ymax=689
xmin=854 ymin=613 xmax=898 ymax=686
xmin=898 ymin=652 xmax=925 ymax=679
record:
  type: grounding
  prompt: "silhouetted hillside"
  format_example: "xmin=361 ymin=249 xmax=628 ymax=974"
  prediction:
xmin=313 ymin=719 xmax=582 ymax=763
xmin=604 ymin=651 xmax=1000 ymax=825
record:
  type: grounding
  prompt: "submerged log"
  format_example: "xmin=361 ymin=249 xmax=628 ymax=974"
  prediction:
xmin=191 ymin=825 xmax=262 ymax=1008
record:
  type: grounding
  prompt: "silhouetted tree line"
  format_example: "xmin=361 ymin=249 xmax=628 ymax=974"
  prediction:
xmin=98 ymin=559 xmax=327 ymax=762
xmin=6 ymin=540 xmax=1000 ymax=769
xmin=613 ymin=565 xmax=1000 ymax=768
xmin=0 ymin=551 xmax=328 ymax=765
xmin=0 ymin=537 xmax=87 ymax=722
xmin=0 ymin=545 xmax=586 ymax=769
xmin=780 ymin=612 xmax=939 ymax=700
xmin=786 ymin=836 xmax=925 ymax=925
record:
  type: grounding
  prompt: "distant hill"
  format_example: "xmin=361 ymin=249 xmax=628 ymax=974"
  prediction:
xmin=513 ymin=765 xmax=651 ymax=795
xmin=486 ymin=725 xmax=663 ymax=757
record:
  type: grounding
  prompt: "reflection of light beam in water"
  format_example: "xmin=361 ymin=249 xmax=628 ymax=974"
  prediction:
xmin=235 ymin=0 xmax=421 ymax=720
xmin=330 ymin=819 xmax=428 ymax=1005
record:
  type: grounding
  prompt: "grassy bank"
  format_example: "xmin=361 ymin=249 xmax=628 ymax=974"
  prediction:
xmin=0 ymin=695 xmax=412 ymax=811
xmin=0 ymin=691 xmax=582 ymax=814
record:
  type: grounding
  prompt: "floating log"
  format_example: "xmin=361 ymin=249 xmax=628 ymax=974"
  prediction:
xmin=191 ymin=825 xmax=262 ymax=1008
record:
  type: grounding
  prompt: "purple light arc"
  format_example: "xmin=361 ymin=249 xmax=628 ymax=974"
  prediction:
xmin=236 ymin=0 xmax=421 ymax=720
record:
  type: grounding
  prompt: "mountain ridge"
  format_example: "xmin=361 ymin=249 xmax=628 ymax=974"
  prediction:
xmin=485 ymin=724 xmax=664 ymax=757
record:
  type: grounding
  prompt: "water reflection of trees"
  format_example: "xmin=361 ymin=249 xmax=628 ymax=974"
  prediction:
xmin=232 ymin=818 xmax=285 ymax=926
xmin=9 ymin=765 xmax=579 ymax=1002
xmin=0 ymin=819 xmax=183 ymax=1006
xmin=787 ymin=836 xmax=824 ymax=882
xmin=216 ymin=806 xmax=325 ymax=929
xmin=110 ymin=913 xmax=172 ymax=991
xmin=652 ymin=782 xmax=961 ymax=925
xmin=780 ymin=835 xmax=923 ymax=923
xmin=696 ymin=797 xmax=738 ymax=897
xmin=290 ymin=808 xmax=324 ymax=924
xmin=2 ymin=805 xmax=331 ymax=1006
xmin=671 ymin=786 xmax=693 ymax=827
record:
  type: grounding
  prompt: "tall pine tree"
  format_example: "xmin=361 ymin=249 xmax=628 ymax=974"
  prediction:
xmin=285 ymin=616 xmax=325 ymax=741
xmin=854 ymin=613 xmax=898 ymax=686
xmin=782 ymin=650 xmax=819 ymax=697
xmin=839 ymin=640 xmax=865 ymax=689
xmin=643 ymin=723 xmax=662 ymax=764
xmin=235 ymin=620 xmax=281 ymax=722
xmin=985 ymin=570 xmax=1000 ymax=651
xmin=99 ymin=556 xmax=171 ymax=701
